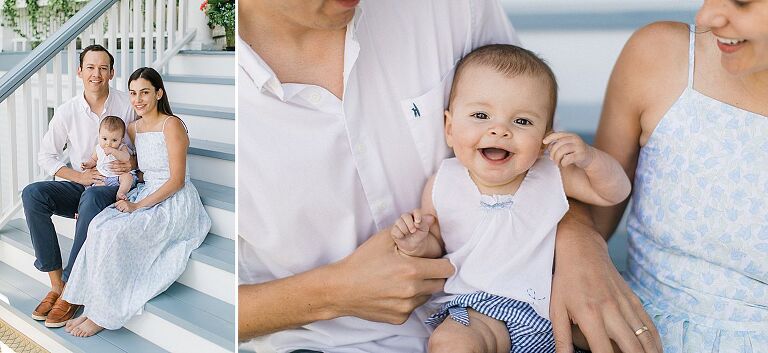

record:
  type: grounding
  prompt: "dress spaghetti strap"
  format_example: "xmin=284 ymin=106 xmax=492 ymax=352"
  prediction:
xmin=687 ymin=25 xmax=696 ymax=89
xmin=160 ymin=115 xmax=189 ymax=133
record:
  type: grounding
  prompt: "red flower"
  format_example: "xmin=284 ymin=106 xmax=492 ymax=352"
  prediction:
xmin=200 ymin=0 xmax=208 ymax=11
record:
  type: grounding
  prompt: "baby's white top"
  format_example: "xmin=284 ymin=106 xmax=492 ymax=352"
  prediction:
xmin=95 ymin=144 xmax=124 ymax=178
xmin=433 ymin=156 xmax=569 ymax=319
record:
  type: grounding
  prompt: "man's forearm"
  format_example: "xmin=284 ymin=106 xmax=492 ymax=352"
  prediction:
xmin=54 ymin=166 xmax=82 ymax=184
xmin=238 ymin=263 xmax=338 ymax=340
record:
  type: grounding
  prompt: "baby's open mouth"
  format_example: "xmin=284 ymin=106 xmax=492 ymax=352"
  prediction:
xmin=480 ymin=147 xmax=510 ymax=161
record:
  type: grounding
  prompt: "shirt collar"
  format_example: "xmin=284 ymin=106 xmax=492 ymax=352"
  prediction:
xmin=78 ymin=87 xmax=115 ymax=117
xmin=238 ymin=5 xmax=364 ymax=100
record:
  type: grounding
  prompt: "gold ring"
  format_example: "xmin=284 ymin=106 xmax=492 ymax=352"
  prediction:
xmin=634 ymin=325 xmax=649 ymax=336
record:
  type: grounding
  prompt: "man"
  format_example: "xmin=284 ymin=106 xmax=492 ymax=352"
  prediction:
xmin=22 ymin=44 xmax=136 ymax=328
xmin=238 ymin=1 xmax=662 ymax=352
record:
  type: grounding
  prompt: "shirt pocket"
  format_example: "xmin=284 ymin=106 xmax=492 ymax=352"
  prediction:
xmin=400 ymin=71 xmax=454 ymax=176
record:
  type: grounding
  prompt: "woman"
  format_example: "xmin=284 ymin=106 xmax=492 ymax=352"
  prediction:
xmin=61 ymin=67 xmax=212 ymax=337
xmin=592 ymin=0 xmax=767 ymax=351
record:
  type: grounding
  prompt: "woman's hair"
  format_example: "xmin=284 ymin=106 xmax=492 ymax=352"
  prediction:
xmin=99 ymin=116 xmax=126 ymax=135
xmin=128 ymin=67 xmax=173 ymax=116
xmin=448 ymin=44 xmax=558 ymax=133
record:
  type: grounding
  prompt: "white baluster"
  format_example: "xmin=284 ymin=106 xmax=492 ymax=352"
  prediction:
xmin=53 ymin=54 xmax=63 ymax=107
xmin=121 ymin=0 xmax=130 ymax=86
xmin=133 ymin=0 xmax=142 ymax=69
xmin=95 ymin=17 xmax=105 ymax=47
xmin=156 ymin=0 xmax=166 ymax=71
xmin=179 ymin=0 xmax=187 ymax=37
xmin=68 ymin=41 xmax=77 ymax=99
xmin=109 ymin=6 xmax=119 ymax=89
xmin=6 ymin=92 xmax=19 ymax=203
xmin=37 ymin=68 xmax=48 ymax=180
xmin=145 ymin=0 xmax=155 ymax=69
xmin=23 ymin=82 xmax=33 ymax=185
xmin=167 ymin=0 xmax=176 ymax=52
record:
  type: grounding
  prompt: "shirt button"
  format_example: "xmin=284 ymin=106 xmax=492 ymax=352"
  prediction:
xmin=374 ymin=201 xmax=388 ymax=214
xmin=308 ymin=92 xmax=322 ymax=104
xmin=354 ymin=143 xmax=366 ymax=154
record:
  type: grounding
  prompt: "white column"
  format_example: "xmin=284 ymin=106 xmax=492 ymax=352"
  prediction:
xmin=186 ymin=0 xmax=214 ymax=50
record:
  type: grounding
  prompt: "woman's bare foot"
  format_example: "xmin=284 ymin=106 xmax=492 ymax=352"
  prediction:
xmin=64 ymin=316 xmax=87 ymax=333
xmin=70 ymin=318 xmax=103 ymax=337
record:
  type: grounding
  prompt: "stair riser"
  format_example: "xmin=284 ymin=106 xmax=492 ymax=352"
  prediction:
xmin=124 ymin=312 xmax=232 ymax=353
xmin=179 ymin=114 xmax=235 ymax=145
xmin=177 ymin=261 xmax=235 ymax=304
xmin=0 ymin=240 xmax=228 ymax=353
xmin=188 ymin=155 xmax=235 ymax=188
xmin=167 ymin=55 xmax=235 ymax=78
xmin=164 ymin=81 xmax=234 ymax=107
xmin=206 ymin=206 xmax=234 ymax=240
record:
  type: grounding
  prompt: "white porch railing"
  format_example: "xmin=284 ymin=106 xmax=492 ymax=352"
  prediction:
xmin=0 ymin=0 xmax=196 ymax=230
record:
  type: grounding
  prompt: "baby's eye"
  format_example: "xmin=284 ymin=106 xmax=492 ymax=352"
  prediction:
xmin=471 ymin=112 xmax=489 ymax=120
xmin=514 ymin=118 xmax=532 ymax=126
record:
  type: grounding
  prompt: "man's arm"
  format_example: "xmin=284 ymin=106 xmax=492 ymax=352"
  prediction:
xmin=239 ymin=228 xmax=454 ymax=339
xmin=38 ymin=115 xmax=103 ymax=185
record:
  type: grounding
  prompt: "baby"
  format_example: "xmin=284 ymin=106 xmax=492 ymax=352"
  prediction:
xmin=81 ymin=116 xmax=135 ymax=201
xmin=390 ymin=45 xmax=631 ymax=353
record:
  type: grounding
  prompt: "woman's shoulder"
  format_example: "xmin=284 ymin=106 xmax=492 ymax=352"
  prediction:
xmin=624 ymin=21 xmax=690 ymax=68
xmin=613 ymin=21 xmax=691 ymax=100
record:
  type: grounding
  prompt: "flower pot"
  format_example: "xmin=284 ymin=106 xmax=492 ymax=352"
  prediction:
xmin=225 ymin=26 xmax=235 ymax=51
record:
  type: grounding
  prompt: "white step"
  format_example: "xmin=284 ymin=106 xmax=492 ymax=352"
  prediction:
xmin=167 ymin=51 xmax=235 ymax=78
xmin=188 ymin=139 xmax=235 ymax=189
xmin=163 ymin=75 xmax=234 ymax=108
xmin=0 ymin=222 xmax=235 ymax=353
xmin=175 ymin=103 xmax=235 ymax=145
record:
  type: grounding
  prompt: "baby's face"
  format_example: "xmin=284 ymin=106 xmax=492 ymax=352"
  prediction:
xmin=445 ymin=65 xmax=551 ymax=195
xmin=99 ymin=128 xmax=123 ymax=149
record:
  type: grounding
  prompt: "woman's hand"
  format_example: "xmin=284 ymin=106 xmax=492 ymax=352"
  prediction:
xmin=115 ymin=200 xmax=140 ymax=213
xmin=551 ymin=202 xmax=662 ymax=353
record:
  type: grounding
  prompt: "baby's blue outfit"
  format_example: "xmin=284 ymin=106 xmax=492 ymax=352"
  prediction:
xmin=62 ymin=118 xmax=212 ymax=329
xmin=625 ymin=28 xmax=768 ymax=352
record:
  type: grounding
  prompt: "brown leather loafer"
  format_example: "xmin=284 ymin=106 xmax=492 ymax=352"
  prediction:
xmin=31 ymin=291 xmax=60 ymax=321
xmin=44 ymin=298 xmax=81 ymax=328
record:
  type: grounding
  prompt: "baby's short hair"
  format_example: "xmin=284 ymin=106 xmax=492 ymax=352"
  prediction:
xmin=99 ymin=116 xmax=126 ymax=135
xmin=448 ymin=44 xmax=558 ymax=132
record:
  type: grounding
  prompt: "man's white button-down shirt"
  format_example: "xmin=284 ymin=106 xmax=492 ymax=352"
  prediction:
xmin=239 ymin=1 xmax=519 ymax=351
xmin=38 ymin=88 xmax=136 ymax=176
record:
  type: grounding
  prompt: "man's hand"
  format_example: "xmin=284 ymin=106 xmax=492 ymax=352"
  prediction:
xmin=77 ymin=168 xmax=104 ymax=186
xmin=550 ymin=205 xmax=662 ymax=353
xmin=330 ymin=229 xmax=454 ymax=324
xmin=109 ymin=159 xmax=132 ymax=173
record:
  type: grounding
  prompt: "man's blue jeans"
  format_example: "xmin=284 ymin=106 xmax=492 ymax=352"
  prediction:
xmin=21 ymin=181 xmax=118 ymax=282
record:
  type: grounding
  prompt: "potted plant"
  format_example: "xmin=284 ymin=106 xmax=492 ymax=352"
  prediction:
xmin=200 ymin=0 xmax=235 ymax=50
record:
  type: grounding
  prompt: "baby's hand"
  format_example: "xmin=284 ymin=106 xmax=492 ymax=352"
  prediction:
xmin=390 ymin=209 xmax=434 ymax=256
xmin=543 ymin=132 xmax=595 ymax=169
xmin=81 ymin=160 xmax=96 ymax=170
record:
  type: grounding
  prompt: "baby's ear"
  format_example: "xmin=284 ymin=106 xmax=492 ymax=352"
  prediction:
xmin=444 ymin=110 xmax=453 ymax=147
